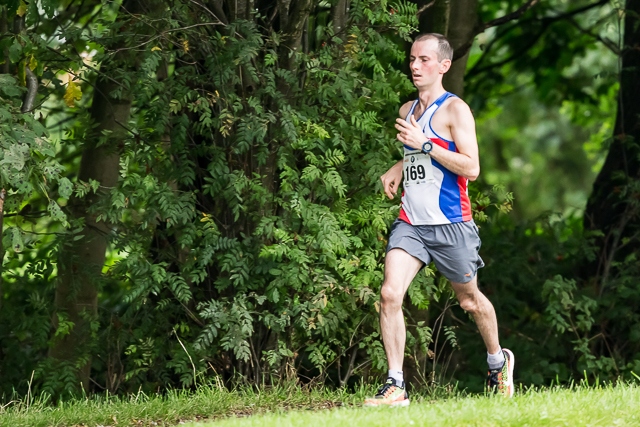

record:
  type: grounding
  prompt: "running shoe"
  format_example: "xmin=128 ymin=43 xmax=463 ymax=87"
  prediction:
xmin=486 ymin=348 xmax=515 ymax=397
xmin=363 ymin=377 xmax=410 ymax=407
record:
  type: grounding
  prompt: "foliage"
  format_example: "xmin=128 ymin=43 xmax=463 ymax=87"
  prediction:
xmin=469 ymin=1 xmax=620 ymax=219
xmin=0 ymin=73 xmax=69 ymax=230
xmin=3 ymin=0 xmax=425 ymax=397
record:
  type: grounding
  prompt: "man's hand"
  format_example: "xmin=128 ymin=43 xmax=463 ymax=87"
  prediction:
xmin=395 ymin=116 xmax=426 ymax=150
xmin=381 ymin=161 xmax=403 ymax=199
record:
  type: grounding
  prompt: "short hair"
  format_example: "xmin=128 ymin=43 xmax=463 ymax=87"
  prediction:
xmin=413 ymin=33 xmax=453 ymax=62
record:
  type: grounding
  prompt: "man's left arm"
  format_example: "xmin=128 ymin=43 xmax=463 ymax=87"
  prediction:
xmin=429 ymin=101 xmax=480 ymax=181
xmin=395 ymin=100 xmax=480 ymax=181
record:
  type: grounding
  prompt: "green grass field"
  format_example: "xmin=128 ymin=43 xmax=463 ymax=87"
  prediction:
xmin=189 ymin=384 xmax=640 ymax=427
xmin=1 ymin=383 xmax=638 ymax=427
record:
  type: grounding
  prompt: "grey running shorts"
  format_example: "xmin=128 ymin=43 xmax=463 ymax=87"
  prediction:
xmin=386 ymin=219 xmax=485 ymax=283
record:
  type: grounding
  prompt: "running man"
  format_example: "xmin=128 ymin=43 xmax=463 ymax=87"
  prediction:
xmin=363 ymin=33 xmax=514 ymax=407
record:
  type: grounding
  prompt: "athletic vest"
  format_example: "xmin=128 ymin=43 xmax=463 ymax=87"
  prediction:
xmin=399 ymin=92 xmax=472 ymax=225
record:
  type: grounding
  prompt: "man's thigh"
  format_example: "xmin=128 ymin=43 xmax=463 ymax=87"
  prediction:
xmin=383 ymin=248 xmax=423 ymax=295
xmin=450 ymin=275 xmax=480 ymax=300
xmin=427 ymin=221 xmax=484 ymax=284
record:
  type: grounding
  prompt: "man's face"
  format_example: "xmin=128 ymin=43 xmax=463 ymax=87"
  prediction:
xmin=409 ymin=39 xmax=451 ymax=89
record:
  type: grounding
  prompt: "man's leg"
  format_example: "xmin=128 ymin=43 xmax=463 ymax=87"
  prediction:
xmin=380 ymin=248 xmax=424 ymax=371
xmin=364 ymin=248 xmax=422 ymax=407
xmin=450 ymin=277 xmax=499 ymax=353
xmin=451 ymin=277 xmax=515 ymax=397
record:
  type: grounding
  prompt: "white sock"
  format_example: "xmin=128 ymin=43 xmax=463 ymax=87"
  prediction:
xmin=387 ymin=369 xmax=404 ymax=385
xmin=487 ymin=348 xmax=505 ymax=370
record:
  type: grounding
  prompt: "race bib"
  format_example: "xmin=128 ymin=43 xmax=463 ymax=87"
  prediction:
xmin=403 ymin=152 xmax=435 ymax=187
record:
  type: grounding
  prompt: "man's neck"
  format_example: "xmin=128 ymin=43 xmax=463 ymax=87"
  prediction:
xmin=416 ymin=84 xmax=447 ymax=113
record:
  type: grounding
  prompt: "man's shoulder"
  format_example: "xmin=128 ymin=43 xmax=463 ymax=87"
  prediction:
xmin=444 ymin=96 xmax=470 ymax=111
xmin=443 ymin=96 xmax=473 ymax=116
xmin=398 ymin=100 xmax=414 ymax=118
xmin=439 ymin=96 xmax=474 ymax=127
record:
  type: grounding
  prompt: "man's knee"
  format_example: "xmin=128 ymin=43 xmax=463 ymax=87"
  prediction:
xmin=380 ymin=281 xmax=404 ymax=308
xmin=452 ymin=278 xmax=485 ymax=314
xmin=458 ymin=295 xmax=479 ymax=313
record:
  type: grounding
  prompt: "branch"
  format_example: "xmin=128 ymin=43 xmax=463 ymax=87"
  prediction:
xmin=453 ymin=0 xmax=608 ymax=62
xmin=417 ymin=0 xmax=436 ymax=17
xmin=466 ymin=26 xmax=546 ymax=77
xmin=188 ymin=0 xmax=227 ymax=25
xmin=453 ymin=0 xmax=540 ymax=61
xmin=566 ymin=15 xmax=620 ymax=55
xmin=21 ymin=67 xmax=38 ymax=113
xmin=483 ymin=0 xmax=540 ymax=31
xmin=46 ymin=46 xmax=126 ymax=89
xmin=110 ymin=22 xmax=230 ymax=55
xmin=283 ymin=0 xmax=313 ymax=46
xmin=464 ymin=0 xmax=611 ymax=75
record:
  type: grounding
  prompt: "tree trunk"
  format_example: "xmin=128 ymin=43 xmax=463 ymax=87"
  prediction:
xmin=416 ymin=0 xmax=477 ymax=95
xmin=0 ymin=189 xmax=5 ymax=311
xmin=50 ymin=74 xmax=132 ymax=392
xmin=260 ymin=0 xmax=314 ymax=205
xmin=443 ymin=0 xmax=477 ymax=97
xmin=418 ymin=0 xmax=449 ymax=36
xmin=331 ymin=0 xmax=349 ymax=35
xmin=49 ymin=0 xmax=157 ymax=392
xmin=583 ymin=0 xmax=640 ymax=289
xmin=0 ymin=7 xmax=9 ymax=74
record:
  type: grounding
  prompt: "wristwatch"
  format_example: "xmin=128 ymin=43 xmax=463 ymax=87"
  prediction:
xmin=421 ymin=140 xmax=433 ymax=154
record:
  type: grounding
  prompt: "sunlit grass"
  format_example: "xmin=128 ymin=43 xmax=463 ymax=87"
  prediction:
xmin=1 ymin=382 xmax=638 ymax=427
xmin=189 ymin=383 xmax=640 ymax=427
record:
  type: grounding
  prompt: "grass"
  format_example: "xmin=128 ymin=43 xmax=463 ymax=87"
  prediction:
xmin=1 ymin=382 xmax=638 ymax=427
xmin=189 ymin=383 xmax=640 ymax=427
xmin=0 ymin=382 xmax=366 ymax=427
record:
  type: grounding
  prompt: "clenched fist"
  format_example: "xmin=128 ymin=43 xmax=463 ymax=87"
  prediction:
xmin=380 ymin=161 xmax=403 ymax=200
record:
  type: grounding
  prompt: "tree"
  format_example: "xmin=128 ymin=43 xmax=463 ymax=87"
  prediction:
xmin=582 ymin=0 xmax=640 ymax=369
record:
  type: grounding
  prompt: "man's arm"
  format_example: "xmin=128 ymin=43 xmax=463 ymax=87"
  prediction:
xmin=380 ymin=101 xmax=414 ymax=199
xmin=394 ymin=99 xmax=480 ymax=181
xmin=381 ymin=160 xmax=403 ymax=199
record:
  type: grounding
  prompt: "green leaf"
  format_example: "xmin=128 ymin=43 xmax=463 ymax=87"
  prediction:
xmin=10 ymin=227 xmax=23 ymax=253
xmin=32 ymin=137 xmax=56 ymax=157
xmin=48 ymin=200 xmax=68 ymax=225
xmin=89 ymin=179 xmax=100 ymax=192
xmin=0 ymin=107 xmax=11 ymax=122
xmin=1 ymin=143 xmax=28 ymax=171
xmin=15 ymin=179 xmax=32 ymax=194
xmin=40 ymin=0 xmax=56 ymax=18
xmin=0 ymin=78 xmax=22 ymax=97
xmin=8 ymin=39 xmax=22 ymax=64
xmin=58 ymin=177 xmax=73 ymax=199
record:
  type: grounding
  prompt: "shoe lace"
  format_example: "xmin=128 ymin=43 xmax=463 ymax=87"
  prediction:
xmin=376 ymin=380 xmax=398 ymax=398
xmin=487 ymin=369 xmax=504 ymax=392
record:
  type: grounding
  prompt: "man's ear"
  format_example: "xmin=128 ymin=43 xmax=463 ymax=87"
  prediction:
xmin=440 ymin=59 xmax=452 ymax=74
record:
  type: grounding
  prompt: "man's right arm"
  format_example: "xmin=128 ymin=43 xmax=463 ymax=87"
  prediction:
xmin=380 ymin=102 xmax=413 ymax=199
xmin=381 ymin=160 xmax=403 ymax=199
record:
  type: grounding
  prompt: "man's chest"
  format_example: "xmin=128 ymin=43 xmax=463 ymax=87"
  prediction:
xmin=412 ymin=106 xmax=453 ymax=141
